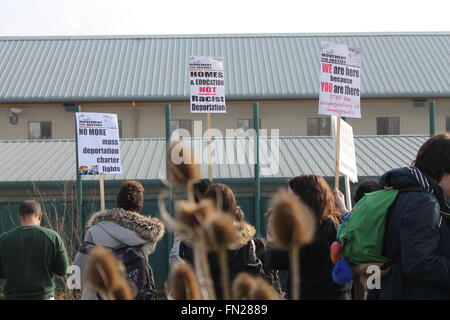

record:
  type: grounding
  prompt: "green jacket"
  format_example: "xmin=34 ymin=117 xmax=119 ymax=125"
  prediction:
xmin=0 ymin=225 xmax=69 ymax=300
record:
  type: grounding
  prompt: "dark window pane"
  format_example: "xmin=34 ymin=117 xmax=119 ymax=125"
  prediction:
xmin=41 ymin=122 xmax=52 ymax=139
xmin=307 ymin=118 xmax=319 ymax=136
xmin=377 ymin=117 xmax=388 ymax=135
xmin=118 ymin=120 xmax=123 ymax=138
xmin=179 ymin=120 xmax=192 ymax=133
xmin=446 ymin=116 xmax=450 ymax=132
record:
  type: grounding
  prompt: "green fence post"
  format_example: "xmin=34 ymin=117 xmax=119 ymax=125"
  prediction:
xmin=253 ymin=102 xmax=261 ymax=236
xmin=165 ymin=104 xmax=173 ymax=249
xmin=429 ymin=100 xmax=436 ymax=137
xmin=74 ymin=105 xmax=84 ymax=235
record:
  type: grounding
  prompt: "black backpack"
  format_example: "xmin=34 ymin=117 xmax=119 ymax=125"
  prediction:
xmin=79 ymin=241 xmax=157 ymax=300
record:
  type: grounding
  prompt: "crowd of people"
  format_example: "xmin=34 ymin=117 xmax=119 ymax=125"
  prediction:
xmin=0 ymin=133 xmax=449 ymax=300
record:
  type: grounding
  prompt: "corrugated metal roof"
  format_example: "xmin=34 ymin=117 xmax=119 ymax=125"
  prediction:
xmin=0 ymin=33 xmax=448 ymax=103
xmin=0 ymin=135 xmax=428 ymax=183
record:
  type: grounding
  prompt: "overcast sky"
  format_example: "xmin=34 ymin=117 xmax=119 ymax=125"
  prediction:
xmin=0 ymin=0 xmax=448 ymax=37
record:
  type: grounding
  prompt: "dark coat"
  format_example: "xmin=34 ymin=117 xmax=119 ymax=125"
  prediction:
xmin=376 ymin=166 xmax=450 ymax=300
xmin=179 ymin=221 xmax=265 ymax=300
xmin=266 ymin=218 xmax=348 ymax=300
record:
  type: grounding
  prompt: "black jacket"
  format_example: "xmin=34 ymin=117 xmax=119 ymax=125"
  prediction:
xmin=179 ymin=221 xmax=265 ymax=300
xmin=376 ymin=166 xmax=450 ymax=300
xmin=266 ymin=218 xmax=348 ymax=300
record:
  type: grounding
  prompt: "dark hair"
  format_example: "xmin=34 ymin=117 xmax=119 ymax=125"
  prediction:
xmin=413 ymin=133 xmax=450 ymax=183
xmin=116 ymin=181 xmax=145 ymax=212
xmin=192 ymin=179 xmax=214 ymax=203
xmin=288 ymin=174 xmax=337 ymax=224
xmin=19 ymin=200 xmax=42 ymax=216
xmin=354 ymin=180 xmax=380 ymax=203
xmin=204 ymin=184 xmax=244 ymax=221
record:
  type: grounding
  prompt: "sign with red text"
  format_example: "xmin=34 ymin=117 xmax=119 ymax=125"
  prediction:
xmin=319 ymin=42 xmax=363 ymax=118
xmin=332 ymin=116 xmax=358 ymax=183
xmin=76 ymin=112 xmax=122 ymax=175
xmin=189 ymin=56 xmax=226 ymax=113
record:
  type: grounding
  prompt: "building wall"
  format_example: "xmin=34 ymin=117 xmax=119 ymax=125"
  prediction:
xmin=0 ymin=99 xmax=448 ymax=140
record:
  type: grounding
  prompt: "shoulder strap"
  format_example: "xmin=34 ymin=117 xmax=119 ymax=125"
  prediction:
xmin=78 ymin=241 xmax=96 ymax=254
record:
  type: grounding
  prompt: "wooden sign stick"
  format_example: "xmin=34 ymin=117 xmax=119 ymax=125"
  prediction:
xmin=335 ymin=116 xmax=341 ymax=190
xmin=99 ymin=173 xmax=106 ymax=211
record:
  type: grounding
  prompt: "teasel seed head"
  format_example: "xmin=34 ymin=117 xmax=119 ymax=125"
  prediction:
xmin=232 ymin=272 xmax=256 ymax=300
xmin=269 ymin=189 xmax=315 ymax=249
xmin=169 ymin=263 xmax=202 ymax=300
xmin=167 ymin=142 xmax=200 ymax=186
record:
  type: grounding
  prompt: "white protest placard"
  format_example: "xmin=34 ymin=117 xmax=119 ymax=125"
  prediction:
xmin=319 ymin=42 xmax=363 ymax=118
xmin=189 ymin=56 xmax=226 ymax=113
xmin=75 ymin=112 xmax=122 ymax=175
xmin=332 ymin=116 xmax=358 ymax=183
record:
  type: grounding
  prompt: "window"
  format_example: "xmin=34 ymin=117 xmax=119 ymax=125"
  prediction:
xmin=237 ymin=119 xmax=262 ymax=131
xmin=118 ymin=120 xmax=123 ymax=138
xmin=446 ymin=116 xmax=450 ymax=132
xmin=307 ymin=118 xmax=331 ymax=136
xmin=29 ymin=121 xmax=52 ymax=139
xmin=170 ymin=120 xmax=192 ymax=135
xmin=377 ymin=117 xmax=400 ymax=135
xmin=237 ymin=119 xmax=253 ymax=131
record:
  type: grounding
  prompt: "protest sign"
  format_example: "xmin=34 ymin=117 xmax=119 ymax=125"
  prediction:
xmin=189 ymin=56 xmax=226 ymax=113
xmin=75 ymin=112 xmax=122 ymax=175
xmin=332 ymin=116 xmax=358 ymax=183
xmin=319 ymin=42 xmax=363 ymax=118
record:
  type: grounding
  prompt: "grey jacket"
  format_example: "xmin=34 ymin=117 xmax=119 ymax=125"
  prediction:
xmin=73 ymin=208 xmax=164 ymax=300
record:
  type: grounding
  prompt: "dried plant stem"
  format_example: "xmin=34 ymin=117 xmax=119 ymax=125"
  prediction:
xmin=199 ymin=246 xmax=216 ymax=300
xmin=187 ymin=179 xmax=195 ymax=203
xmin=218 ymin=249 xmax=230 ymax=300
xmin=193 ymin=243 xmax=211 ymax=299
xmin=290 ymin=245 xmax=301 ymax=300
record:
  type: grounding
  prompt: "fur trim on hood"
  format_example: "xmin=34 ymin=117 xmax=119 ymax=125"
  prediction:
xmin=236 ymin=221 xmax=256 ymax=246
xmin=180 ymin=220 xmax=255 ymax=247
xmin=87 ymin=208 xmax=165 ymax=243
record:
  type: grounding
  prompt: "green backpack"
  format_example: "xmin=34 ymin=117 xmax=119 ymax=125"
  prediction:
xmin=337 ymin=187 xmax=425 ymax=266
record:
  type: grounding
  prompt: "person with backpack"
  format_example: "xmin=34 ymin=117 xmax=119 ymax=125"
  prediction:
xmin=73 ymin=181 xmax=165 ymax=300
xmin=0 ymin=200 xmax=69 ymax=300
xmin=179 ymin=183 xmax=265 ymax=300
xmin=373 ymin=133 xmax=450 ymax=299
xmin=333 ymin=180 xmax=381 ymax=300
xmin=266 ymin=175 xmax=348 ymax=300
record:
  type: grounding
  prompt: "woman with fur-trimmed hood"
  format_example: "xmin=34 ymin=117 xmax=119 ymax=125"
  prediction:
xmin=73 ymin=181 xmax=164 ymax=300
xmin=179 ymin=184 xmax=265 ymax=300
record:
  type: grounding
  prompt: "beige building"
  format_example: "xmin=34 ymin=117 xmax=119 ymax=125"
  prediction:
xmin=0 ymin=99 xmax=449 ymax=140
xmin=0 ymin=33 xmax=449 ymax=140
